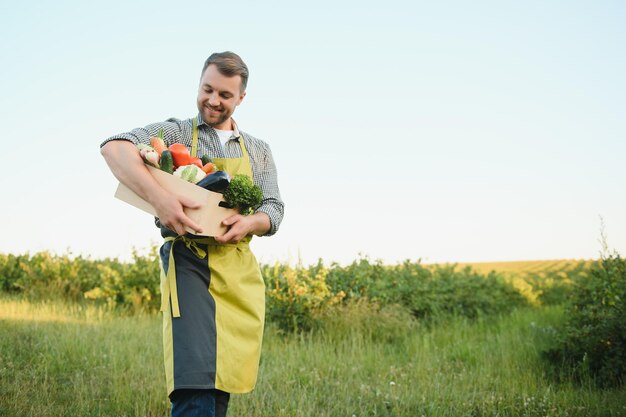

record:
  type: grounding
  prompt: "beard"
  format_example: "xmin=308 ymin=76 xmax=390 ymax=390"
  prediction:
xmin=202 ymin=106 xmax=232 ymax=128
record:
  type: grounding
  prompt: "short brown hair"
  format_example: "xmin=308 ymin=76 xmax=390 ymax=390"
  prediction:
xmin=201 ymin=51 xmax=249 ymax=92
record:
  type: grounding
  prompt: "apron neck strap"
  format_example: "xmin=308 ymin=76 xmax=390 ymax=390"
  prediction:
xmin=191 ymin=118 xmax=199 ymax=158
xmin=238 ymin=132 xmax=250 ymax=161
xmin=192 ymin=116 xmax=249 ymax=163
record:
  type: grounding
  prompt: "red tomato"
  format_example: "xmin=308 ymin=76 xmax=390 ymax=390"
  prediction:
xmin=190 ymin=157 xmax=203 ymax=169
xmin=168 ymin=144 xmax=191 ymax=167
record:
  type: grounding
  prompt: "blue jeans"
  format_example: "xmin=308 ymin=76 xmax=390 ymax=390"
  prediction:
xmin=170 ymin=389 xmax=230 ymax=417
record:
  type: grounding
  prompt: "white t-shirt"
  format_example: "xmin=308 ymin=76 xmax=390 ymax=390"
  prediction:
xmin=214 ymin=129 xmax=234 ymax=150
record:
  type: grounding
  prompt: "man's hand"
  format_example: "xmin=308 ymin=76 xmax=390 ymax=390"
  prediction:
xmin=214 ymin=212 xmax=270 ymax=244
xmin=153 ymin=191 xmax=203 ymax=236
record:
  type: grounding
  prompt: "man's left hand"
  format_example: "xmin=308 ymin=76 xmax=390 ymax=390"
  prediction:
xmin=214 ymin=212 xmax=270 ymax=244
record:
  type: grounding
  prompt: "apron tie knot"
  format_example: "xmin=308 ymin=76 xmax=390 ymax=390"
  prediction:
xmin=182 ymin=236 xmax=208 ymax=259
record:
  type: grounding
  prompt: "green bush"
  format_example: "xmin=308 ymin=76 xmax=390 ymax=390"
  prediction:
xmin=262 ymin=261 xmax=345 ymax=333
xmin=263 ymin=258 xmax=529 ymax=331
xmin=331 ymin=260 xmax=528 ymax=321
xmin=83 ymin=247 xmax=160 ymax=312
xmin=12 ymin=251 xmax=97 ymax=300
xmin=543 ymin=251 xmax=626 ymax=387
xmin=0 ymin=253 xmax=28 ymax=293
xmin=324 ymin=257 xmax=387 ymax=301
xmin=402 ymin=265 xmax=529 ymax=321
xmin=0 ymin=249 xmax=161 ymax=314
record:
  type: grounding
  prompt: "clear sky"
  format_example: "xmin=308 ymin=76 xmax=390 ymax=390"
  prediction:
xmin=1 ymin=0 xmax=624 ymax=265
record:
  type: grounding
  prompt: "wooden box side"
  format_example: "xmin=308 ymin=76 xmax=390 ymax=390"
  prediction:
xmin=114 ymin=165 xmax=238 ymax=237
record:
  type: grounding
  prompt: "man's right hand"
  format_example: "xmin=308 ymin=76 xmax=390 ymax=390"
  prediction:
xmin=101 ymin=140 xmax=203 ymax=235
xmin=152 ymin=190 xmax=203 ymax=235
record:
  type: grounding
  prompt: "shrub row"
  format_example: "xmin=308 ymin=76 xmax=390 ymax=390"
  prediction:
xmin=1 ymin=250 xmax=582 ymax=331
xmin=542 ymin=251 xmax=626 ymax=387
xmin=0 ymin=249 xmax=160 ymax=313
xmin=2 ymin=250 xmax=534 ymax=321
xmin=263 ymin=259 xmax=529 ymax=332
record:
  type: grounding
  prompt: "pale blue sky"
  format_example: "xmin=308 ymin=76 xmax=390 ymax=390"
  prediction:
xmin=1 ymin=1 xmax=624 ymax=265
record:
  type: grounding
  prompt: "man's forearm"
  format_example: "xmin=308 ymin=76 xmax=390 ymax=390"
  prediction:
xmin=101 ymin=139 xmax=203 ymax=235
xmin=249 ymin=212 xmax=271 ymax=236
xmin=100 ymin=140 xmax=168 ymax=206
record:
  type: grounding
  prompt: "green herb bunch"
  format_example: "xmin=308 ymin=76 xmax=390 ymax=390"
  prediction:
xmin=223 ymin=174 xmax=263 ymax=215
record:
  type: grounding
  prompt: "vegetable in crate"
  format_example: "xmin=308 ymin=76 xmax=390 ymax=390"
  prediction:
xmin=168 ymin=143 xmax=192 ymax=167
xmin=203 ymin=162 xmax=217 ymax=174
xmin=223 ymin=174 xmax=263 ymax=215
xmin=200 ymin=155 xmax=218 ymax=174
xmin=150 ymin=135 xmax=167 ymax=156
xmin=197 ymin=171 xmax=230 ymax=193
xmin=137 ymin=144 xmax=159 ymax=167
xmin=159 ymin=150 xmax=174 ymax=174
xmin=190 ymin=157 xmax=203 ymax=169
xmin=173 ymin=164 xmax=205 ymax=183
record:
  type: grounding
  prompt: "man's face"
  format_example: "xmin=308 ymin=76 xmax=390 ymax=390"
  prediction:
xmin=197 ymin=64 xmax=245 ymax=130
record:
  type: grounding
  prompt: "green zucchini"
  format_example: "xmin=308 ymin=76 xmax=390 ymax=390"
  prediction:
xmin=201 ymin=155 xmax=212 ymax=165
xmin=159 ymin=150 xmax=174 ymax=174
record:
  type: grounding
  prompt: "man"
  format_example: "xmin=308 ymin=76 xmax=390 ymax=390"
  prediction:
xmin=101 ymin=51 xmax=284 ymax=417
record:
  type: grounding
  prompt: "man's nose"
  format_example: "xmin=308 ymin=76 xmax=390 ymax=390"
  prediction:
xmin=208 ymin=93 xmax=220 ymax=106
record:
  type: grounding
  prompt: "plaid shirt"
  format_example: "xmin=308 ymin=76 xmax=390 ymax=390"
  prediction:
xmin=101 ymin=114 xmax=284 ymax=236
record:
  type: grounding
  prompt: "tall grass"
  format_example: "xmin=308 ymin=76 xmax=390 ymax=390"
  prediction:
xmin=0 ymin=297 xmax=166 ymax=417
xmin=1 ymin=296 xmax=624 ymax=416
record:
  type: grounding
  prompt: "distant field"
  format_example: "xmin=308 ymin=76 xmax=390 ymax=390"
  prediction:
xmin=432 ymin=259 xmax=594 ymax=276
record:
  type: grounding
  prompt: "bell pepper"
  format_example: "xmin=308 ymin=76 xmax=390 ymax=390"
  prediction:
xmin=168 ymin=143 xmax=192 ymax=168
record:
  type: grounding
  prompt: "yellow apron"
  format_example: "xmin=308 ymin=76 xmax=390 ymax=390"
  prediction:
xmin=160 ymin=118 xmax=265 ymax=396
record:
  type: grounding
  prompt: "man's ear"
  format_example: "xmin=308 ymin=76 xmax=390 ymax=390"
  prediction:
xmin=238 ymin=91 xmax=246 ymax=104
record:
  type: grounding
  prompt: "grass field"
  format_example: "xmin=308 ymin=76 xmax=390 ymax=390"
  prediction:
xmin=1 ymin=296 xmax=625 ymax=417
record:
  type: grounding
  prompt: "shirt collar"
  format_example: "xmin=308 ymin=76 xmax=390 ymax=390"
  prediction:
xmin=196 ymin=113 xmax=241 ymax=139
